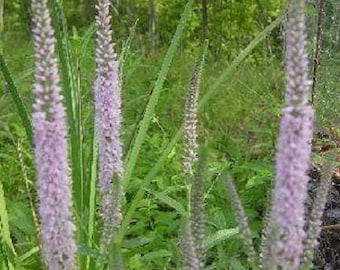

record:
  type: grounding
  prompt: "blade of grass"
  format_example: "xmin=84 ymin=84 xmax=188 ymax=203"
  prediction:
xmin=119 ymin=19 xmax=140 ymax=160
xmin=12 ymin=69 xmax=34 ymax=86
xmin=50 ymin=0 xmax=76 ymax=123
xmin=118 ymin=11 xmax=286 ymax=242
xmin=50 ymin=1 xmax=85 ymax=266
xmin=123 ymin=0 xmax=195 ymax=189
xmin=0 ymin=180 xmax=16 ymax=270
xmin=0 ymin=242 xmax=15 ymax=270
xmin=52 ymin=0 xmax=84 ymax=210
xmin=119 ymin=18 xmax=139 ymax=68
xmin=85 ymin=129 xmax=98 ymax=270
xmin=16 ymin=139 xmax=40 ymax=244
xmin=79 ymin=23 xmax=95 ymax=66
xmin=16 ymin=246 xmax=39 ymax=264
xmin=0 ymin=54 xmax=32 ymax=144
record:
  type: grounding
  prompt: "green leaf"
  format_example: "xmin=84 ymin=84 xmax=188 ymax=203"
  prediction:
xmin=77 ymin=244 xmax=101 ymax=258
xmin=122 ymin=236 xmax=155 ymax=249
xmin=0 ymin=54 xmax=32 ymax=144
xmin=15 ymin=247 xmax=39 ymax=264
xmin=78 ymin=23 xmax=95 ymax=66
xmin=0 ymin=180 xmax=16 ymax=270
xmin=85 ymin=128 xmax=98 ymax=268
xmin=203 ymin=228 xmax=239 ymax=250
xmin=149 ymin=190 xmax=186 ymax=215
xmin=123 ymin=0 xmax=195 ymax=189
xmin=141 ymin=250 xmax=172 ymax=261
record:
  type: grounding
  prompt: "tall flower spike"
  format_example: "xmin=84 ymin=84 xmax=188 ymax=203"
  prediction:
xmin=224 ymin=174 xmax=257 ymax=264
xmin=302 ymin=152 xmax=335 ymax=269
xmin=181 ymin=219 xmax=201 ymax=270
xmin=94 ymin=0 xmax=124 ymax=248
xmin=190 ymin=150 xmax=207 ymax=266
xmin=183 ymin=49 xmax=206 ymax=175
xmin=264 ymin=1 xmax=314 ymax=269
xmin=31 ymin=0 xmax=77 ymax=269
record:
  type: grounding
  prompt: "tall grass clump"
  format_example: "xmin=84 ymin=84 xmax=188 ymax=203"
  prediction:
xmin=31 ymin=0 xmax=77 ymax=269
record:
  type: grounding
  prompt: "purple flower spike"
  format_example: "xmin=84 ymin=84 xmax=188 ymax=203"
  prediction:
xmin=31 ymin=0 xmax=77 ymax=269
xmin=94 ymin=0 xmax=124 ymax=247
xmin=266 ymin=0 xmax=314 ymax=269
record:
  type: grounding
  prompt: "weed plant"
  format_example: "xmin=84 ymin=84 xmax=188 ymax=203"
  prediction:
xmin=0 ymin=0 xmax=339 ymax=269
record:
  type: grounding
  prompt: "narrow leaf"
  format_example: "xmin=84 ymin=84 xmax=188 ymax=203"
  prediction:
xmin=0 ymin=180 xmax=16 ymax=270
xmin=124 ymin=0 xmax=195 ymax=188
xmin=150 ymin=190 xmax=186 ymax=215
xmin=0 ymin=54 xmax=32 ymax=143
xmin=203 ymin=228 xmax=239 ymax=251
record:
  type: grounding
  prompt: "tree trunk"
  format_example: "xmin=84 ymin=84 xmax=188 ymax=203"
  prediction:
xmin=0 ymin=0 xmax=3 ymax=35
xmin=201 ymin=0 xmax=208 ymax=40
xmin=83 ymin=0 xmax=96 ymax=20
xmin=19 ymin=0 xmax=31 ymax=35
xmin=311 ymin=0 xmax=325 ymax=106
xmin=149 ymin=0 xmax=156 ymax=50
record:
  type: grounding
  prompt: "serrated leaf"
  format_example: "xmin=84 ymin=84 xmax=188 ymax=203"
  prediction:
xmin=77 ymin=244 xmax=101 ymax=258
xmin=150 ymin=190 xmax=186 ymax=215
xmin=203 ymin=228 xmax=239 ymax=250
xmin=141 ymin=250 xmax=172 ymax=261
xmin=123 ymin=236 xmax=155 ymax=249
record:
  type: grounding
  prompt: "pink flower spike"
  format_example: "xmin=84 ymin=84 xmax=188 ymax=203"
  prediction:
xmin=31 ymin=0 xmax=77 ymax=269
xmin=265 ymin=1 xmax=315 ymax=269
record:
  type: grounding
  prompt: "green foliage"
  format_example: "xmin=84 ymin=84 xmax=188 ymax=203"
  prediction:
xmin=0 ymin=54 xmax=32 ymax=144
xmin=3 ymin=0 xmax=283 ymax=56
xmin=311 ymin=0 xmax=340 ymax=128
xmin=0 ymin=180 xmax=15 ymax=270
xmin=124 ymin=0 xmax=195 ymax=190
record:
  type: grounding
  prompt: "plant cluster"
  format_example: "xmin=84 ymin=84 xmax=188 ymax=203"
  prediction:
xmin=0 ymin=0 xmax=338 ymax=269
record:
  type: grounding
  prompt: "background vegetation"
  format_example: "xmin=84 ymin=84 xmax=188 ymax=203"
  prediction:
xmin=0 ymin=0 xmax=339 ymax=269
